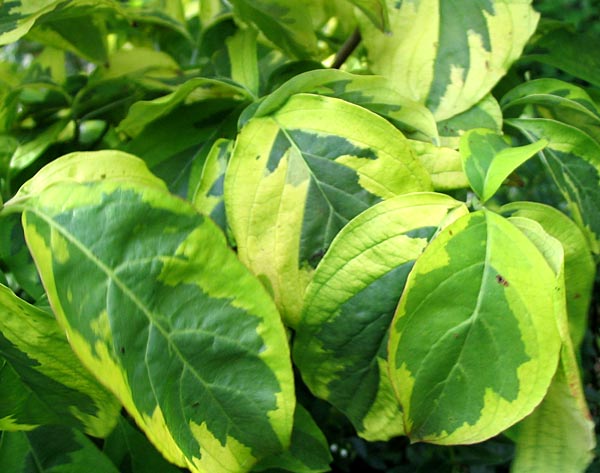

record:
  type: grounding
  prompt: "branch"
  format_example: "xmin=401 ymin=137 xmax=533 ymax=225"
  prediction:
xmin=331 ymin=28 xmax=362 ymax=69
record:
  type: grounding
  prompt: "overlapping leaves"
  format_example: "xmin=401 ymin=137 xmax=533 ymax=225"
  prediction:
xmin=225 ymin=93 xmax=431 ymax=326
xmin=294 ymin=193 xmax=468 ymax=441
xmin=4 ymin=152 xmax=296 ymax=473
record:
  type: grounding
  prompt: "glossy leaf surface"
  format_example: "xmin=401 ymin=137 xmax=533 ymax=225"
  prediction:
xmin=389 ymin=211 xmax=561 ymax=444
xmin=0 ymin=284 xmax=120 ymax=436
xmin=506 ymin=118 xmax=600 ymax=254
xmin=225 ymin=93 xmax=432 ymax=326
xmin=358 ymin=0 xmax=539 ymax=120
xmin=508 ymin=216 xmax=594 ymax=473
xmin=460 ymin=128 xmax=546 ymax=202
xmin=11 ymin=169 xmax=295 ymax=472
xmin=501 ymin=202 xmax=594 ymax=349
xmin=294 ymin=193 xmax=468 ymax=440
xmin=253 ymin=69 xmax=439 ymax=144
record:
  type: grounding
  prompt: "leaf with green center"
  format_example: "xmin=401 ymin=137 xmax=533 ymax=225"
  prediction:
xmin=225 ymin=93 xmax=432 ymax=327
xmin=253 ymin=69 xmax=439 ymax=144
xmin=10 ymin=176 xmax=295 ymax=472
xmin=501 ymin=78 xmax=600 ymax=145
xmin=459 ymin=128 xmax=546 ymax=203
xmin=0 ymin=283 xmax=120 ymax=436
xmin=294 ymin=193 xmax=468 ymax=441
xmin=228 ymin=0 xmax=319 ymax=59
xmin=507 ymin=216 xmax=595 ymax=473
xmin=389 ymin=210 xmax=561 ymax=444
xmin=501 ymin=202 xmax=595 ymax=349
xmin=0 ymin=426 xmax=119 ymax=473
xmin=357 ymin=0 xmax=539 ymax=121
xmin=506 ymin=118 xmax=600 ymax=254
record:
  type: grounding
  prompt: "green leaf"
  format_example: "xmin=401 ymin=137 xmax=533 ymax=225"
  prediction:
xmin=9 ymin=119 xmax=71 ymax=173
xmin=252 ymin=404 xmax=332 ymax=473
xmin=506 ymin=118 xmax=600 ymax=254
xmin=229 ymin=0 xmax=319 ymax=59
xmin=0 ymin=214 xmax=44 ymax=300
xmin=226 ymin=27 xmax=260 ymax=97
xmin=254 ymin=69 xmax=439 ymax=144
xmin=389 ymin=210 xmax=561 ymax=444
xmin=358 ymin=0 xmax=539 ymax=121
xmin=345 ymin=0 xmax=389 ymax=32
xmin=294 ymin=193 xmax=468 ymax=441
xmin=501 ymin=202 xmax=595 ymax=349
xmin=507 ymin=216 xmax=594 ymax=473
xmin=118 ymin=78 xmax=250 ymax=139
xmin=409 ymin=141 xmax=468 ymax=191
xmin=225 ymin=93 xmax=432 ymax=326
xmin=192 ymin=138 xmax=232 ymax=234
xmin=0 ymin=284 xmax=121 ymax=435
xmin=0 ymin=426 xmax=119 ymax=473
xmin=501 ymin=78 xmax=600 ymax=145
xmin=528 ymin=26 xmax=600 ymax=88
xmin=15 ymin=175 xmax=295 ymax=471
xmin=103 ymin=417 xmax=181 ymax=473
xmin=459 ymin=128 xmax=547 ymax=203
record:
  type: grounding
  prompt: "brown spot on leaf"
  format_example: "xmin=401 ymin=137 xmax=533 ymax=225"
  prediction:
xmin=495 ymin=274 xmax=509 ymax=287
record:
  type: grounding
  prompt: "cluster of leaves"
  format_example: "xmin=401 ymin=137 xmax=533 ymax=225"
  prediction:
xmin=0 ymin=0 xmax=599 ymax=472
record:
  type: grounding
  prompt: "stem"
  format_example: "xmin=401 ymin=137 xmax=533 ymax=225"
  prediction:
xmin=331 ymin=28 xmax=362 ymax=69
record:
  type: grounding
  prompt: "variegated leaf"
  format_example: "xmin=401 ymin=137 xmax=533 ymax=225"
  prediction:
xmin=501 ymin=78 xmax=600 ymax=145
xmin=225 ymin=93 xmax=432 ymax=326
xmin=358 ymin=0 xmax=539 ymax=121
xmin=389 ymin=210 xmax=561 ymax=444
xmin=294 ymin=193 xmax=468 ymax=441
xmin=506 ymin=118 xmax=600 ymax=254
xmin=6 ymin=163 xmax=295 ymax=472
xmin=459 ymin=128 xmax=546 ymax=203
xmin=508 ymin=216 xmax=594 ymax=473
xmin=0 ymin=284 xmax=120 ymax=436
xmin=192 ymin=139 xmax=233 ymax=234
xmin=501 ymin=202 xmax=595 ymax=349
xmin=409 ymin=141 xmax=468 ymax=191
xmin=253 ymin=69 xmax=439 ymax=144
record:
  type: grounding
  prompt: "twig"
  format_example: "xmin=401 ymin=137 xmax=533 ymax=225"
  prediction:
xmin=331 ymin=28 xmax=362 ymax=69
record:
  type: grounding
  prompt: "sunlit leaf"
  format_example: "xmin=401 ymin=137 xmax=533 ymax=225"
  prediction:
xmin=8 ymin=160 xmax=295 ymax=471
xmin=409 ymin=141 xmax=468 ymax=191
xmin=501 ymin=202 xmax=595 ymax=349
xmin=226 ymin=93 xmax=432 ymax=326
xmin=294 ymin=193 xmax=468 ymax=441
xmin=358 ymin=0 xmax=539 ymax=121
xmin=508 ymin=216 xmax=594 ymax=473
xmin=389 ymin=211 xmax=561 ymax=444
